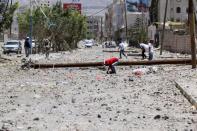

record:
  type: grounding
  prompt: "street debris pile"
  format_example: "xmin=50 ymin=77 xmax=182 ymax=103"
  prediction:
xmin=0 ymin=46 xmax=197 ymax=130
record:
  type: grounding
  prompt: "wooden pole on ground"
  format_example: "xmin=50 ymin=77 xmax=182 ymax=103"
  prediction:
xmin=160 ymin=0 xmax=168 ymax=55
xmin=102 ymin=50 xmax=138 ymax=53
xmin=188 ymin=0 xmax=196 ymax=68
xmin=31 ymin=59 xmax=194 ymax=69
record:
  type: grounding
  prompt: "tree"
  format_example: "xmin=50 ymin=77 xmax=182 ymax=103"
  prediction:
xmin=0 ymin=2 xmax=18 ymax=33
xmin=18 ymin=1 xmax=87 ymax=52
xmin=149 ymin=0 xmax=159 ymax=23
xmin=128 ymin=15 xmax=148 ymax=46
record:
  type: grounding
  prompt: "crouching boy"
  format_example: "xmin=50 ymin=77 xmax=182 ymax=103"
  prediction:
xmin=104 ymin=57 xmax=119 ymax=74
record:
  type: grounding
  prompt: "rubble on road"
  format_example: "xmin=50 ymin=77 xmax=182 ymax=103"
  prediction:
xmin=0 ymin=46 xmax=197 ymax=130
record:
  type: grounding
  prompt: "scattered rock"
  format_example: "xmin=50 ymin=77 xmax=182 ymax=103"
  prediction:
xmin=97 ymin=114 xmax=101 ymax=118
xmin=162 ymin=116 xmax=169 ymax=120
xmin=122 ymin=96 xmax=126 ymax=99
xmin=101 ymin=103 xmax=108 ymax=107
xmin=123 ymin=119 xmax=127 ymax=121
xmin=156 ymin=108 xmax=161 ymax=111
xmin=154 ymin=115 xmax=161 ymax=120
xmin=106 ymin=107 xmax=112 ymax=111
xmin=33 ymin=117 xmax=40 ymax=121
xmin=192 ymin=111 xmax=197 ymax=114
xmin=53 ymin=106 xmax=57 ymax=109
xmin=71 ymin=98 xmax=76 ymax=103
xmin=187 ymin=121 xmax=192 ymax=124
xmin=129 ymin=77 xmax=134 ymax=81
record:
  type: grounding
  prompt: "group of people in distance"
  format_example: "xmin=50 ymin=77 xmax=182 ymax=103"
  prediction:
xmin=24 ymin=36 xmax=154 ymax=75
xmin=105 ymin=39 xmax=155 ymax=74
xmin=139 ymin=40 xmax=154 ymax=61
xmin=24 ymin=37 xmax=50 ymax=59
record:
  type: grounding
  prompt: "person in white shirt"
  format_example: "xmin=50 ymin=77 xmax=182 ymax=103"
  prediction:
xmin=148 ymin=40 xmax=154 ymax=60
xmin=118 ymin=41 xmax=127 ymax=59
xmin=139 ymin=40 xmax=154 ymax=60
xmin=139 ymin=43 xmax=149 ymax=60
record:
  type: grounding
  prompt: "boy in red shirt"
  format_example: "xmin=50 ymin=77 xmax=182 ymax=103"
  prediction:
xmin=104 ymin=57 xmax=119 ymax=74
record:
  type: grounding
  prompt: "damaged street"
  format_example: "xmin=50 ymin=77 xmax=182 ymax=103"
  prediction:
xmin=0 ymin=47 xmax=197 ymax=131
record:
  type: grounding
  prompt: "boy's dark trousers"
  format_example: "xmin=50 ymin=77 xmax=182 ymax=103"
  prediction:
xmin=120 ymin=49 xmax=127 ymax=59
xmin=142 ymin=48 xmax=146 ymax=59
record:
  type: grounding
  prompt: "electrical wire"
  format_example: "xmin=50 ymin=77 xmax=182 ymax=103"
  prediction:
xmin=88 ymin=1 xmax=118 ymax=17
xmin=34 ymin=0 xmax=48 ymax=19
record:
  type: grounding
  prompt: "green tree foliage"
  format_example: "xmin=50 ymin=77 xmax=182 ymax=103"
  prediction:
xmin=18 ymin=2 xmax=87 ymax=52
xmin=128 ymin=15 xmax=148 ymax=46
xmin=0 ymin=2 xmax=19 ymax=32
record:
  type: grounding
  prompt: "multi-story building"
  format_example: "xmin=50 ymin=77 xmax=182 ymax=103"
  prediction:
xmin=0 ymin=0 xmax=8 ymax=3
xmin=86 ymin=16 xmax=102 ymax=39
xmin=158 ymin=0 xmax=197 ymax=22
xmin=105 ymin=0 xmax=149 ymax=40
xmin=34 ymin=0 xmax=51 ymax=7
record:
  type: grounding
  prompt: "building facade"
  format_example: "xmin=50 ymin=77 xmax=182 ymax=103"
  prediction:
xmin=105 ymin=0 xmax=149 ymax=41
xmin=35 ymin=0 xmax=51 ymax=7
xmin=158 ymin=0 xmax=197 ymax=22
xmin=86 ymin=16 xmax=102 ymax=39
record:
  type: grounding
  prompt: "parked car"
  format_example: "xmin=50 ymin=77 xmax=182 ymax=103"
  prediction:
xmin=102 ymin=41 xmax=116 ymax=48
xmin=2 ymin=40 xmax=22 ymax=54
xmin=84 ymin=40 xmax=94 ymax=48
xmin=31 ymin=39 xmax=37 ymax=54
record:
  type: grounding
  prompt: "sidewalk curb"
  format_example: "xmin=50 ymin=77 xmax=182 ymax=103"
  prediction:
xmin=174 ymin=81 xmax=197 ymax=109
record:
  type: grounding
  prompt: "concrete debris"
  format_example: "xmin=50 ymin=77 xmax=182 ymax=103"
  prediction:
xmin=0 ymin=46 xmax=196 ymax=130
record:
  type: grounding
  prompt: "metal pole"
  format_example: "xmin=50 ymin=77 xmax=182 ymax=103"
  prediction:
xmin=101 ymin=17 xmax=103 ymax=43
xmin=123 ymin=0 xmax=128 ymax=42
xmin=30 ymin=0 xmax=33 ymax=54
xmin=9 ymin=0 xmax=12 ymax=39
xmin=189 ymin=0 xmax=196 ymax=68
xmin=160 ymin=0 xmax=168 ymax=55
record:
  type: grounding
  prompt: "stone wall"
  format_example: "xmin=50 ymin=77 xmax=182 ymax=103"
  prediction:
xmin=163 ymin=30 xmax=191 ymax=54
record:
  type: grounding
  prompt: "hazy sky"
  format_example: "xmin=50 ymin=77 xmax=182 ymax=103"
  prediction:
xmin=15 ymin=0 xmax=113 ymax=16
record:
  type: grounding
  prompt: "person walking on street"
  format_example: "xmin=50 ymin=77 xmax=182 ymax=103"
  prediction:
xmin=148 ymin=40 xmax=154 ymax=61
xmin=44 ymin=39 xmax=50 ymax=59
xmin=24 ymin=37 xmax=31 ymax=57
xmin=118 ymin=41 xmax=127 ymax=59
xmin=140 ymin=43 xmax=149 ymax=60
xmin=104 ymin=57 xmax=119 ymax=74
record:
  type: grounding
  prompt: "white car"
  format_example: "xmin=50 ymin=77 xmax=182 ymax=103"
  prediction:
xmin=103 ymin=41 xmax=116 ymax=48
xmin=2 ymin=40 xmax=22 ymax=54
xmin=84 ymin=40 xmax=94 ymax=48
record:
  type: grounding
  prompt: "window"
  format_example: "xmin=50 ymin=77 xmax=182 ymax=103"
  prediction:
xmin=176 ymin=7 xmax=181 ymax=13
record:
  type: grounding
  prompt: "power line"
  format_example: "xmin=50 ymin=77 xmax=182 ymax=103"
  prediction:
xmin=34 ymin=0 xmax=48 ymax=19
xmin=88 ymin=1 xmax=117 ymax=17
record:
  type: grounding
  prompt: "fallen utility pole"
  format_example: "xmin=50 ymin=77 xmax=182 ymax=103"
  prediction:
xmin=103 ymin=50 xmax=138 ymax=53
xmin=127 ymin=53 xmax=141 ymax=56
xmin=31 ymin=59 xmax=194 ymax=69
